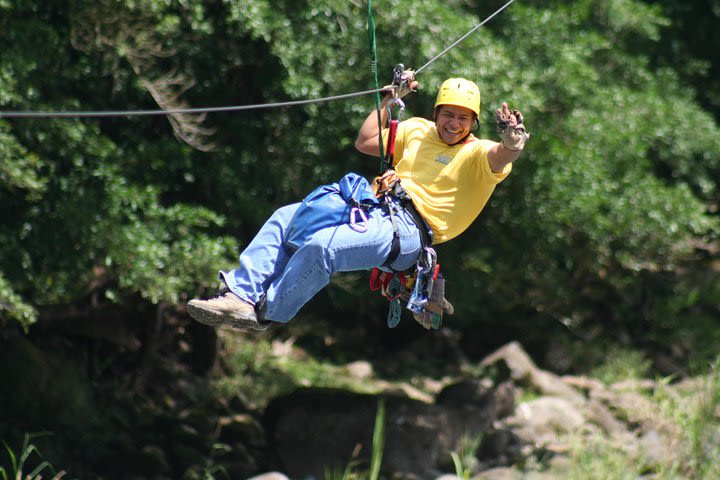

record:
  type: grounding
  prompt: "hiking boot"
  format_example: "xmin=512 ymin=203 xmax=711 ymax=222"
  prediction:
xmin=187 ymin=289 xmax=271 ymax=332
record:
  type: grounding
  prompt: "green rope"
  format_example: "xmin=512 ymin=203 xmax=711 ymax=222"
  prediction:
xmin=367 ymin=0 xmax=385 ymax=172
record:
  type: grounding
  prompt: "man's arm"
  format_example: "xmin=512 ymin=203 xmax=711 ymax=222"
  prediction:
xmin=487 ymin=102 xmax=529 ymax=173
xmin=355 ymin=94 xmax=391 ymax=157
xmin=487 ymin=142 xmax=523 ymax=173
xmin=356 ymin=75 xmax=419 ymax=157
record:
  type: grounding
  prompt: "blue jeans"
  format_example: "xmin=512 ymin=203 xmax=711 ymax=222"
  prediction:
xmin=219 ymin=201 xmax=422 ymax=322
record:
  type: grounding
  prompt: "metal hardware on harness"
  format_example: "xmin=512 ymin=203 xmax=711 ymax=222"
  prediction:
xmin=385 ymin=64 xmax=406 ymax=124
xmin=407 ymin=247 xmax=438 ymax=314
xmin=368 ymin=268 xmax=406 ymax=328
xmin=386 ymin=276 xmax=404 ymax=328
xmin=392 ymin=64 xmax=405 ymax=90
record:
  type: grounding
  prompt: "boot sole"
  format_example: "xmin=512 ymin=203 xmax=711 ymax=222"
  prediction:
xmin=187 ymin=303 xmax=268 ymax=331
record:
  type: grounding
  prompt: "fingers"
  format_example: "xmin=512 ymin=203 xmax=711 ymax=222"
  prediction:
xmin=497 ymin=102 xmax=524 ymax=127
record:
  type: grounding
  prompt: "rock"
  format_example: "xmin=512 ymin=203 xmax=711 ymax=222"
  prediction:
xmin=508 ymin=397 xmax=585 ymax=447
xmin=438 ymin=380 xmax=516 ymax=420
xmin=480 ymin=342 xmax=584 ymax=404
xmin=263 ymin=386 xmax=508 ymax=479
xmin=343 ymin=360 xmax=374 ymax=379
xmin=375 ymin=380 xmax=436 ymax=404
xmin=472 ymin=466 xmax=523 ymax=480
xmin=218 ymin=413 xmax=266 ymax=447
xmin=585 ymin=399 xmax=629 ymax=435
xmin=246 ymin=473 xmax=290 ymax=480
xmin=437 ymin=378 xmax=492 ymax=405
xmin=478 ymin=427 xmax=514 ymax=461
xmin=637 ymin=430 xmax=674 ymax=468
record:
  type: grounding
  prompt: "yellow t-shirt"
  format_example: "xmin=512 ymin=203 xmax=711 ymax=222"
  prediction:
xmin=383 ymin=117 xmax=512 ymax=244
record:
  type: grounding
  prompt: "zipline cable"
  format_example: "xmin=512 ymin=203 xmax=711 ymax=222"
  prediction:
xmin=0 ymin=89 xmax=386 ymax=118
xmin=0 ymin=1 xmax=517 ymax=119
xmin=415 ymin=0 xmax=516 ymax=74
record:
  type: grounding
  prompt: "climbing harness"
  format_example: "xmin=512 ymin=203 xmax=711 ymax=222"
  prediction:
xmin=380 ymin=63 xmax=409 ymax=173
xmin=367 ymin=65 xmax=446 ymax=329
xmin=370 ymin=176 xmax=444 ymax=329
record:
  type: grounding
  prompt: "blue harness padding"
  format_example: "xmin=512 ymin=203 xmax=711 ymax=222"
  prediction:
xmin=285 ymin=172 xmax=379 ymax=251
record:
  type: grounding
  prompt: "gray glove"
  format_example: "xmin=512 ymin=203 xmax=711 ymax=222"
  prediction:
xmin=496 ymin=108 xmax=529 ymax=151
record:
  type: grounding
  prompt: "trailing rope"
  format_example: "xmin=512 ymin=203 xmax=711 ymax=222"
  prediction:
xmin=0 ymin=1 xmax=517 ymax=119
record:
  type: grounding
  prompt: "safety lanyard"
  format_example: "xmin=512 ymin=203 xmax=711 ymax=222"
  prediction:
xmin=381 ymin=64 xmax=407 ymax=173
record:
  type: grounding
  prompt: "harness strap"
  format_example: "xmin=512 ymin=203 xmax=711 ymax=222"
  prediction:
xmin=383 ymin=196 xmax=402 ymax=267
xmin=379 ymin=179 xmax=433 ymax=269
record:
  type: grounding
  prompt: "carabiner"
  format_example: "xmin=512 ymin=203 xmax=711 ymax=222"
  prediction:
xmin=406 ymin=247 xmax=438 ymax=314
xmin=385 ymin=63 xmax=408 ymax=120
xmin=349 ymin=206 xmax=369 ymax=233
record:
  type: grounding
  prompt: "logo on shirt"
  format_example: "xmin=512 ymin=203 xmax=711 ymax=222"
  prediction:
xmin=435 ymin=155 xmax=452 ymax=165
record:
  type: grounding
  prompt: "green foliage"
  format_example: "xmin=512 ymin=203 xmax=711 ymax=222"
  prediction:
xmin=652 ymin=358 xmax=720 ymax=479
xmin=446 ymin=0 xmax=719 ymax=347
xmin=368 ymin=398 xmax=385 ymax=480
xmin=566 ymin=434 xmax=644 ymax=480
xmin=214 ymin=331 xmax=379 ymax=409
xmin=450 ymin=433 xmax=484 ymax=480
xmin=0 ymin=273 xmax=36 ymax=330
xmin=0 ymin=433 xmax=66 ymax=480
xmin=589 ymin=346 xmax=652 ymax=385
xmin=559 ymin=360 xmax=720 ymax=479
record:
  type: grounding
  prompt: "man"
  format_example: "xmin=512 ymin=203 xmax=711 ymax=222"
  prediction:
xmin=187 ymin=77 xmax=528 ymax=330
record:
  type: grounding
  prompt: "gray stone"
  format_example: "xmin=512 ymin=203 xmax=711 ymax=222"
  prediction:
xmin=508 ymin=396 xmax=586 ymax=448
xmin=245 ymin=472 xmax=290 ymax=480
xmin=263 ymin=386 xmax=508 ymax=479
xmin=480 ymin=342 xmax=584 ymax=404
xmin=343 ymin=360 xmax=374 ymax=379
xmin=218 ymin=413 xmax=266 ymax=447
xmin=472 ymin=466 xmax=523 ymax=480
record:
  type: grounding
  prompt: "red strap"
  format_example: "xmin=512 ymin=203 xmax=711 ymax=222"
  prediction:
xmin=369 ymin=268 xmax=407 ymax=300
xmin=386 ymin=119 xmax=399 ymax=159
xmin=369 ymin=267 xmax=388 ymax=291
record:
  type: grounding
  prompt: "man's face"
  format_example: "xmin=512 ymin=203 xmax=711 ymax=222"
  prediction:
xmin=435 ymin=105 xmax=476 ymax=145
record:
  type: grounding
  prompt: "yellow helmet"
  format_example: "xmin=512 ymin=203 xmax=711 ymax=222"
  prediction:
xmin=434 ymin=78 xmax=481 ymax=117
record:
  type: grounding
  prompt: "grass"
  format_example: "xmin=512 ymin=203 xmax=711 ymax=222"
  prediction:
xmin=0 ymin=433 xmax=66 ymax=480
xmin=652 ymin=356 xmax=720 ymax=479
xmin=450 ymin=433 xmax=483 ymax=480
xmin=214 ymin=330 xmax=391 ymax=409
xmin=323 ymin=398 xmax=386 ymax=480
xmin=540 ymin=356 xmax=720 ymax=480
xmin=588 ymin=346 xmax=652 ymax=385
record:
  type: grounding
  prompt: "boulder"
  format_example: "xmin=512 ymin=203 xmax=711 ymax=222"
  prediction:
xmin=263 ymin=384 xmax=510 ymax=479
